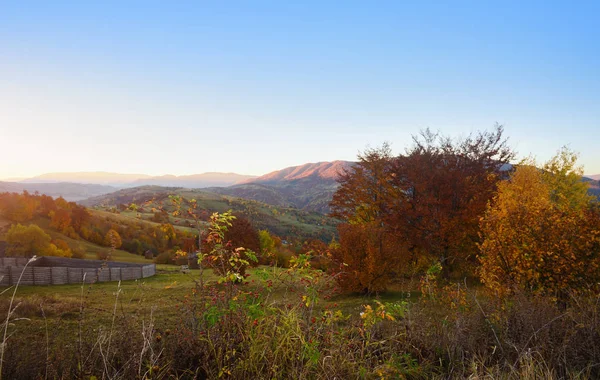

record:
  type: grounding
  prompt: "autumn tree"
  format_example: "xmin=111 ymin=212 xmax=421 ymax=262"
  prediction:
xmin=5 ymin=224 xmax=52 ymax=256
xmin=70 ymin=205 xmax=90 ymax=231
xmin=334 ymin=223 xmax=407 ymax=293
xmin=258 ymin=230 xmax=275 ymax=254
xmin=258 ymin=229 xmax=276 ymax=264
xmin=160 ymin=223 xmax=177 ymax=244
xmin=103 ymin=229 xmax=122 ymax=249
xmin=479 ymin=149 xmax=600 ymax=297
xmin=49 ymin=209 xmax=72 ymax=233
xmin=330 ymin=126 xmax=514 ymax=291
xmin=225 ymin=215 xmax=260 ymax=254
xmin=46 ymin=239 xmax=73 ymax=257
xmin=39 ymin=194 xmax=57 ymax=216
xmin=331 ymin=143 xmax=397 ymax=224
xmin=0 ymin=192 xmax=37 ymax=222
xmin=387 ymin=125 xmax=514 ymax=276
xmin=329 ymin=144 xmax=403 ymax=292
xmin=52 ymin=239 xmax=71 ymax=253
xmin=54 ymin=196 xmax=70 ymax=210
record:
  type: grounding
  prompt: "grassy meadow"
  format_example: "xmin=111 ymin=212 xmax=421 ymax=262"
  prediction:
xmin=1 ymin=262 xmax=599 ymax=379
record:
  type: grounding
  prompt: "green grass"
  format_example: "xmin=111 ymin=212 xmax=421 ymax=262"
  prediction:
xmin=2 ymin=266 xmax=207 ymax=323
xmin=92 ymin=209 xmax=202 ymax=234
xmin=87 ymin=187 xmax=339 ymax=241
xmin=2 ymin=264 xmax=596 ymax=379
xmin=0 ymin=264 xmax=374 ymax=325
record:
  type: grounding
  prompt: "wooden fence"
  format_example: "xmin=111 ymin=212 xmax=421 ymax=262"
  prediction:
xmin=0 ymin=257 xmax=156 ymax=286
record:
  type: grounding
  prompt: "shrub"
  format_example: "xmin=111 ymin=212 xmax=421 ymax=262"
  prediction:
xmin=154 ymin=251 xmax=176 ymax=265
xmin=71 ymin=247 xmax=86 ymax=259
xmin=203 ymin=211 xmax=257 ymax=280
xmin=96 ymin=251 xmax=110 ymax=260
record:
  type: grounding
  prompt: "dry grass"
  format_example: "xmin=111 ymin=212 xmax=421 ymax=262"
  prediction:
xmin=0 ymin=266 xmax=598 ymax=379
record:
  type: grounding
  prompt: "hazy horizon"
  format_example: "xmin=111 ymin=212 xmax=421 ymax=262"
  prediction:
xmin=1 ymin=2 xmax=599 ymax=178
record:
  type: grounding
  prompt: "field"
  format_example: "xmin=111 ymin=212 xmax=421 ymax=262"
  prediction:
xmin=0 ymin=264 xmax=377 ymax=378
xmin=1 ymin=262 xmax=599 ymax=379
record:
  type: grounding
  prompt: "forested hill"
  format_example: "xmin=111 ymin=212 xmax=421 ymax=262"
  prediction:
xmin=241 ymin=161 xmax=353 ymax=184
xmin=81 ymin=186 xmax=338 ymax=242
xmin=206 ymin=161 xmax=354 ymax=214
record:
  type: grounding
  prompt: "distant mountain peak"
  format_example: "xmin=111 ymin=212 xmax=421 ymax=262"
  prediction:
xmin=244 ymin=160 xmax=354 ymax=184
xmin=22 ymin=172 xmax=152 ymax=185
xmin=18 ymin=171 xmax=256 ymax=188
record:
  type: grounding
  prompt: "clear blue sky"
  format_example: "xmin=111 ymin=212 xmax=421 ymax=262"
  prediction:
xmin=1 ymin=1 xmax=599 ymax=178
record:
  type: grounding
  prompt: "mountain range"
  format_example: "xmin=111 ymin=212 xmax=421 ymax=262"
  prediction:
xmin=208 ymin=161 xmax=353 ymax=213
xmin=0 ymin=181 xmax=116 ymax=202
xmin=3 ymin=164 xmax=598 ymax=213
xmin=18 ymin=171 xmax=255 ymax=188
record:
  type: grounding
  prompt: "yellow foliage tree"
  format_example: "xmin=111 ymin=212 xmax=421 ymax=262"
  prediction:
xmin=5 ymin=224 xmax=73 ymax=257
xmin=479 ymin=149 xmax=600 ymax=297
xmin=45 ymin=243 xmax=73 ymax=258
xmin=5 ymin=223 xmax=51 ymax=256
xmin=103 ymin=229 xmax=122 ymax=249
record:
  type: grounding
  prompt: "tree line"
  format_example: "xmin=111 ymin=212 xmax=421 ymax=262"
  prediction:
xmin=329 ymin=125 xmax=600 ymax=298
xmin=0 ymin=191 xmax=196 ymax=259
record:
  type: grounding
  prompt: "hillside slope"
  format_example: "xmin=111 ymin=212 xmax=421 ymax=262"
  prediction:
xmin=583 ymin=177 xmax=600 ymax=198
xmin=210 ymin=161 xmax=354 ymax=213
xmin=241 ymin=161 xmax=353 ymax=184
xmin=0 ymin=216 xmax=151 ymax=264
xmin=585 ymin=174 xmax=600 ymax=181
xmin=130 ymin=172 xmax=256 ymax=188
xmin=82 ymin=186 xmax=339 ymax=241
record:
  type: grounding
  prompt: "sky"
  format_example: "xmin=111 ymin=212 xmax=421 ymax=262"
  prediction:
xmin=1 ymin=1 xmax=599 ymax=179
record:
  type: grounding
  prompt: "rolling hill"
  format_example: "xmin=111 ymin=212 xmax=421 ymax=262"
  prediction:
xmin=81 ymin=186 xmax=339 ymax=241
xmin=0 ymin=214 xmax=151 ymax=264
xmin=583 ymin=176 xmax=600 ymax=198
xmin=241 ymin=160 xmax=353 ymax=184
xmin=12 ymin=163 xmax=350 ymax=213
xmin=208 ymin=161 xmax=354 ymax=213
xmin=129 ymin=172 xmax=256 ymax=188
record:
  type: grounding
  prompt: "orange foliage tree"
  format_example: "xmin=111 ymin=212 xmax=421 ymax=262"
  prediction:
xmin=387 ymin=126 xmax=514 ymax=276
xmin=330 ymin=126 xmax=514 ymax=292
xmin=335 ymin=222 xmax=406 ymax=293
xmin=49 ymin=209 xmax=72 ymax=233
xmin=479 ymin=149 xmax=600 ymax=297
xmin=0 ymin=192 xmax=37 ymax=222
xmin=330 ymin=144 xmax=403 ymax=293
